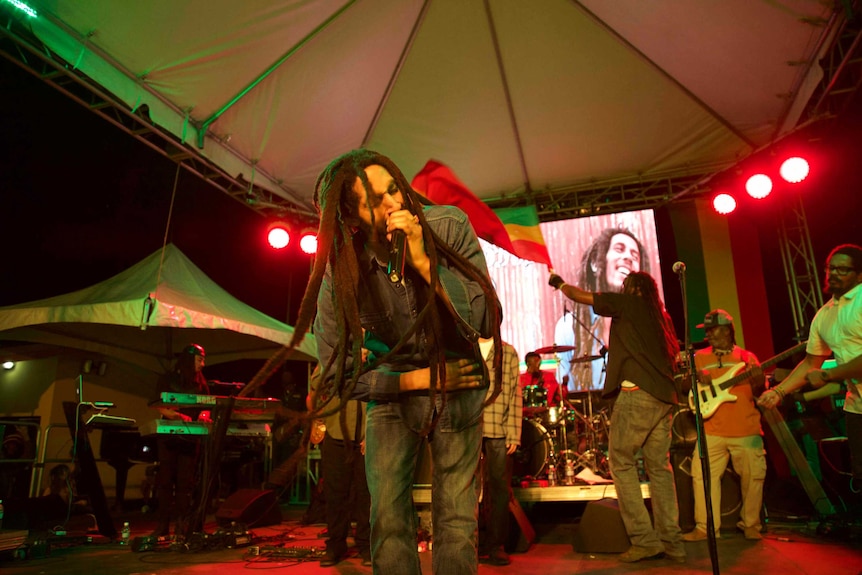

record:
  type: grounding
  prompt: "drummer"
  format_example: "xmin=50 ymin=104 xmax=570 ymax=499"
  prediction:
xmin=519 ymin=351 xmax=567 ymax=409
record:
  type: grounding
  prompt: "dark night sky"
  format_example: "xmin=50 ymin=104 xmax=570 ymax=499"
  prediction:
xmin=2 ymin=53 xmax=861 ymax=362
xmin=0 ymin=56 xmax=312 ymax=327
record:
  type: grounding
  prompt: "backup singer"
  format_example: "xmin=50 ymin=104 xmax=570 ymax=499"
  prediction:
xmin=549 ymin=271 xmax=685 ymax=563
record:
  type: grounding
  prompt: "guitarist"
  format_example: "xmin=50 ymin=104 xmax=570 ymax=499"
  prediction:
xmin=682 ymin=310 xmax=766 ymax=543
xmin=758 ymin=243 xmax=862 ymax=508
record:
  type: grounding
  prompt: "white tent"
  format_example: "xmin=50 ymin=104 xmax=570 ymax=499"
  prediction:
xmin=0 ymin=0 xmax=846 ymax=214
xmin=0 ymin=244 xmax=317 ymax=372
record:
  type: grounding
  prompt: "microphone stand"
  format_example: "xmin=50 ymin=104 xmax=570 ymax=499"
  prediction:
xmin=678 ymin=267 xmax=720 ymax=574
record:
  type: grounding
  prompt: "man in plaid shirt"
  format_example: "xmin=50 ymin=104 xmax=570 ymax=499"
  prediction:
xmin=478 ymin=338 xmax=523 ymax=566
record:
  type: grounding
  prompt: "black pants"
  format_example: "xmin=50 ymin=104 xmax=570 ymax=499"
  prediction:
xmin=321 ymin=434 xmax=371 ymax=555
xmin=154 ymin=437 xmax=200 ymax=532
xmin=481 ymin=437 xmax=513 ymax=552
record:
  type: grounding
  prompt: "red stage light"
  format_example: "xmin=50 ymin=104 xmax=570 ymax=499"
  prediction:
xmin=299 ymin=232 xmax=318 ymax=255
xmin=779 ymin=157 xmax=809 ymax=183
xmin=713 ymin=193 xmax=737 ymax=215
xmin=267 ymin=224 xmax=290 ymax=249
xmin=745 ymin=174 xmax=772 ymax=199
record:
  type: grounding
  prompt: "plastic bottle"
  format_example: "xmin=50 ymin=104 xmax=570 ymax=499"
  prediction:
xmin=547 ymin=463 xmax=557 ymax=486
xmin=121 ymin=521 xmax=131 ymax=545
xmin=564 ymin=460 xmax=575 ymax=485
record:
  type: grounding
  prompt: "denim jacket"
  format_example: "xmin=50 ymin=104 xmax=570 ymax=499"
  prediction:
xmin=313 ymin=205 xmax=498 ymax=430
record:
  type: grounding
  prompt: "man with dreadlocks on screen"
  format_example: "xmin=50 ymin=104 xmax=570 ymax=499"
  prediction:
xmin=549 ymin=270 xmax=685 ymax=564
xmin=283 ymin=149 xmax=501 ymax=575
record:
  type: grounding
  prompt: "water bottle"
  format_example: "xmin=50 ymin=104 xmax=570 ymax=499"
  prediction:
xmin=547 ymin=463 xmax=557 ymax=486
xmin=564 ymin=460 xmax=575 ymax=485
xmin=121 ymin=521 xmax=131 ymax=545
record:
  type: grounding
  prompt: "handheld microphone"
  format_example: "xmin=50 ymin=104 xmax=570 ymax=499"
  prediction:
xmin=672 ymin=261 xmax=686 ymax=274
xmin=388 ymin=230 xmax=407 ymax=283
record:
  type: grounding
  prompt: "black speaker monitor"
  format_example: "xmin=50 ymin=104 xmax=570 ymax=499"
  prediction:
xmin=216 ymin=488 xmax=282 ymax=528
xmin=573 ymin=498 xmax=631 ymax=553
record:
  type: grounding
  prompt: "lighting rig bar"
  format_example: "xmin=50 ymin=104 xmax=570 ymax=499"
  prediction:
xmin=484 ymin=167 xmax=726 ymax=223
xmin=0 ymin=12 xmax=313 ymax=221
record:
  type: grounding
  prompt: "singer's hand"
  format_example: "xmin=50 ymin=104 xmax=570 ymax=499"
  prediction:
xmin=400 ymin=359 xmax=485 ymax=392
xmin=387 ymin=208 xmax=426 ymax=267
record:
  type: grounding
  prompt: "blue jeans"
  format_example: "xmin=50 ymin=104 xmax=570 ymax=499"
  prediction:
xmin=366 ymin=393 xmax=483 ymax=575
xmin=609 ymin=388 xmax=682 ymax=552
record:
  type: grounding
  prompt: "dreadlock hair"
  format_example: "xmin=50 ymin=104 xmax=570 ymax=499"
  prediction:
xmin=622 ymin=271 xmax=679 ymax=370
xmin=578 ymin=227 xmax=651 ymax=293
xmin=245 ymin=149 xmax=502 ymax=438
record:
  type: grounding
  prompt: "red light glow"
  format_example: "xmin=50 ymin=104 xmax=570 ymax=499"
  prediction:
xmin=745 ymin=174 xmax=772 ymax=199
xmin=780 ymin=157 xmax=810 ymax=183
xmin=267 ymin=226 xmax=290 ymax=249
xmin=713 ymin=193 xmax=737 ymax=215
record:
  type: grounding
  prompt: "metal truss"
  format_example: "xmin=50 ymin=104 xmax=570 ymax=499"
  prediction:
xmin=1 ymin=2 xmax=858 ymax=240
xmin=779 ymin=1 xmax=860 ymax=334
xmin=778 ymin=194 xmax=824 ymax=340
xmin=798 ymin=0 xmax=862 ymax=124
xmin=484 ymin=166 xmax=724 ymax=221
xmin=0 ymin=12 xmax=313 ymax=223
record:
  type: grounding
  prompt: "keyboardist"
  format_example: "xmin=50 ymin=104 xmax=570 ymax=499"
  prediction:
xmin=151 ymin=343 xmax=211 ymax=538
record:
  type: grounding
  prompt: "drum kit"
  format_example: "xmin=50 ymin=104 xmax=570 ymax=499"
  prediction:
xmin=514 ymin=345 xmax=612 ymax=484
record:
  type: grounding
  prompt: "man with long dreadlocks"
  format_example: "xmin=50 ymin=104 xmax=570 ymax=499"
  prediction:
xmin=549 ymin=271 xmax=685 ymax=564
xmin=290 ymin=149 xmax=501 ymax=575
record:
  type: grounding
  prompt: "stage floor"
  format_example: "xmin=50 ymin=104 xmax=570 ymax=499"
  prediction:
xmin=1 ymin=500 xmax=860 ymax=575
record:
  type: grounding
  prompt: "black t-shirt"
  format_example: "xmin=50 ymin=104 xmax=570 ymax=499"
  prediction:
xmin=592 ymin=292 xmax=677 ymax=404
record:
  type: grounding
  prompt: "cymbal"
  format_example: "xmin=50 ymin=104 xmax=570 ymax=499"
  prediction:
xmin=570 ymin=354 xmax=603 ymax=363
xmin=533 ymin=345 xmax=576 ymax=354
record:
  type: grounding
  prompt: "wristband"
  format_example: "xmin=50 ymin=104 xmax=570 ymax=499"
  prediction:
xmin=772 ymin=386 xmax=786 ymax=400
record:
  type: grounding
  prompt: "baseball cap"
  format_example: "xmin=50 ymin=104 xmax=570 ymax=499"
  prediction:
xmin=696 ymin=309 xmax=734 ymax=329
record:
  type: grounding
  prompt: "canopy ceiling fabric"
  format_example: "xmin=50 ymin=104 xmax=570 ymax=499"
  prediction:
xmin=0 ymin=244 xmax=318 ymax=371
xmin=18 ymin=0 xmax=836 ymax=213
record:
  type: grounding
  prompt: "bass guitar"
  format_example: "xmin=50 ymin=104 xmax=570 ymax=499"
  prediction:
xmin=688 ymin=342 xmax=807 ymax=419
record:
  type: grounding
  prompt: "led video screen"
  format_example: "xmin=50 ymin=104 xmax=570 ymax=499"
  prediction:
xmin=481 ymin=209 xmax=662 ymax=392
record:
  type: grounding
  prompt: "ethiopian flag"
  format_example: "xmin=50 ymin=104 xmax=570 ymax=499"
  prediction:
xmin=492 ymin=206 xmax=553 ymax=269
xmin=411 ymin=160 xmax=553 ymax=269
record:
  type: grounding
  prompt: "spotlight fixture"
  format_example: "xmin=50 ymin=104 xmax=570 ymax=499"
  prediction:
xmin=2 ymin=361 xmax=14 ymax=370
xmin=299 ymin=230 xmax=318 ymax=255
xmin=779 ymin=157 xmax=810 ymax=184
xmin=745 ymin=174 xmax=773 ymax=199
xmin=713 ymin=193 xmax=737 ymax=215
xmin=266 ymin=222 xmax=291 ymax=249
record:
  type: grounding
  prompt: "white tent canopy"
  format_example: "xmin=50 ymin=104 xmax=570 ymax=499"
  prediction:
xmin=5 ymin=0 xmax=841 ymax=214
xmin=0 ymin=244 xmax=317 ymax=372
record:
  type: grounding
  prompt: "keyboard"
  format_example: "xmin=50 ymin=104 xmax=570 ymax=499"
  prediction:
xmin=139 ymin=420 xmax=271 ymax=437
xmin=154 ymin=392 xmax=282 ymax=412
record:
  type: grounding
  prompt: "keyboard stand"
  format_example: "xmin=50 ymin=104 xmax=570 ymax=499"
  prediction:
xmin=184 ymin=397 xmax=236 ymax=540
xmin=62 ymin=402 xmax=118 ymax=540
